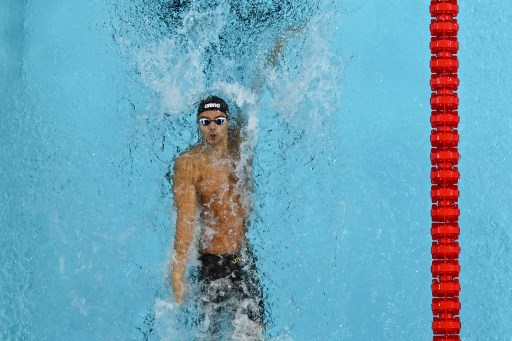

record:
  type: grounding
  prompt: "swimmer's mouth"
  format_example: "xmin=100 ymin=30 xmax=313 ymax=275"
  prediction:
xmin=209 ymin=134 xmax=218 ymax=139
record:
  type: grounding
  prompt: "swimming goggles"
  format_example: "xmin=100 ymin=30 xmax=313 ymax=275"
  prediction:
xmin=198 ymin=117 xmax=228 ymax=126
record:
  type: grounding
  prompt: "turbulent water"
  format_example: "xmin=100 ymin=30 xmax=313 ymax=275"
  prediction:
xmin=112 ymin=0 xmax=339 ymax=119
xmin=108 ymin=1 xmax=342 ymax=339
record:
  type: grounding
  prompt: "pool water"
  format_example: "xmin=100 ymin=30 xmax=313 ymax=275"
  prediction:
xmin=1 ymin=0 xmax=512 ymax=340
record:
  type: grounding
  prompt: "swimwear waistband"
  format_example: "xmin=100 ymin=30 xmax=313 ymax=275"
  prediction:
xmin=199 ymin=253 xmax=241 ymax=263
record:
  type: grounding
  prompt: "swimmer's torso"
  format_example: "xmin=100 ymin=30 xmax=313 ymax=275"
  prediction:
xmin=185 ymin=147 xmax=248 ymax=254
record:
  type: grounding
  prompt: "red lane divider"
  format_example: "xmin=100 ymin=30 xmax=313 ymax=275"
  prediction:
xmin=430 ymin=1 xmax=461 ymax=340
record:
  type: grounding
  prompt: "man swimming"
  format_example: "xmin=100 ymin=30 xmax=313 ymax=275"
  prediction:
xmin=170 ymin=96 xmax=264 ymax=338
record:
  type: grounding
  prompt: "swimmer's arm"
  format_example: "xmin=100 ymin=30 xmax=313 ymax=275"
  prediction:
xmin=171 ymin=157 xmax=196 ymax=304
xmin=250 ymin=23 xmax=307 ymax=92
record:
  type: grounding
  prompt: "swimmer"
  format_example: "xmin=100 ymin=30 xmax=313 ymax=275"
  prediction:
xmin=170 ymin=96 xmax=264 ymax=338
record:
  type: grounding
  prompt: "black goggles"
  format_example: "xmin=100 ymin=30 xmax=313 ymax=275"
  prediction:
xmin=198 ymin=117 xmax=228 ymax=126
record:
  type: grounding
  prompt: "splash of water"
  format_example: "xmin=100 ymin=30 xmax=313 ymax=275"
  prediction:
xmin=112 ymin=0 xmax=341 ymax=339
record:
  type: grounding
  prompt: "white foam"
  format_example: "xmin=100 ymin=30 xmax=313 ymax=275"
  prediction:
xmin=133 ymin=2 xmax=342 ymax=340
xmin=135 ymin=37 xmax=206 ymax=115
xmin=232 ymin=309 xmax=264 ymax=341
xmin=153 ymin=298 xmax=181 ymax=341
xmin=267 ymin=11 xmax=343 ymax=126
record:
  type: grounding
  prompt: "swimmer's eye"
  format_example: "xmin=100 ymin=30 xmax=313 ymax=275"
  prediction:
xmin=199 ymin=117 xmax=227 ymax=126
xmin=198 ymin=118 xmax=211 ymax=126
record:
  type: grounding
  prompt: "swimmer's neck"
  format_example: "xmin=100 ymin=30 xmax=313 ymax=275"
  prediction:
xmin=201 ymin=140 xmax=229 ymax=159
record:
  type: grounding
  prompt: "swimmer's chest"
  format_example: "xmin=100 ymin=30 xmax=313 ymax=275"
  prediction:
xmin=194 ymin=163 xmax=238 ymax=200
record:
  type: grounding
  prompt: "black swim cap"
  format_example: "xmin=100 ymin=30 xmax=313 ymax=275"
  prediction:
xmin=197 ymin=96 xmax=229 ymax=116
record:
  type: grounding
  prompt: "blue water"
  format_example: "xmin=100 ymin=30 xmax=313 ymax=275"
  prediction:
xmin=1 ymin=0 xmax=511 ymax=340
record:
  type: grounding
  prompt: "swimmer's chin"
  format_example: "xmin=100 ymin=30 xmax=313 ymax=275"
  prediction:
xmin=206 ymin=134 xmax=220 ymax=144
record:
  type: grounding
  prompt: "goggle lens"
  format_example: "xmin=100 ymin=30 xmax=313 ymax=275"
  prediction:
xmin=199 ymin=117 xmax=227 ymax=126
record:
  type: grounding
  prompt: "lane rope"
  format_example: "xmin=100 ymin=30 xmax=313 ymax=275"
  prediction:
xmin=429 ymin=1 xmax=461 ymax=340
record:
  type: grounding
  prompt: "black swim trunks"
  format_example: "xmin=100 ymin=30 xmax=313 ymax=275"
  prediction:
xmin=198 ymin=252 xmax=265 ymax=327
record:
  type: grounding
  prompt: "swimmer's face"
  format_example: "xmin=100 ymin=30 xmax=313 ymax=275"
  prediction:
xmin=197 ymin=110 xmax=229 ymax=146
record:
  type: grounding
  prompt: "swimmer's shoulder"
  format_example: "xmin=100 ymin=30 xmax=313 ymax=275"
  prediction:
xmin=174 ymin=145 xmax=204 ymax=173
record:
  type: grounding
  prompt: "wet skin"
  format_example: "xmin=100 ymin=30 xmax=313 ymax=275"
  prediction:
xmin=171 ymin=110 xmax=249 ymax=304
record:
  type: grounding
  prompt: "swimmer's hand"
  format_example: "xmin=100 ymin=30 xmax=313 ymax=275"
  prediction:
xmin=172 ymin=273 xmax=186 ymax=305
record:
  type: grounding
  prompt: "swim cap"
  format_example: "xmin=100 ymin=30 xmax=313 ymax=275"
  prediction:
xmin=197 ymin=96 xmax=229 ymax=116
